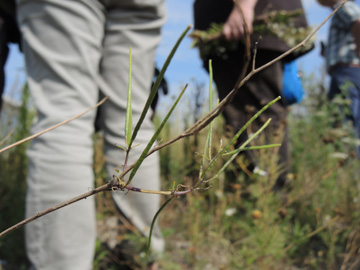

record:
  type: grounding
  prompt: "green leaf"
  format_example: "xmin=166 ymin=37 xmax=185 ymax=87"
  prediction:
xmin=199 ymin=60 xmax=214 ymax=178
xmin=210 ymin=118 xmax=273 ymax=181
xmin=208 ymin=60 xmax=214 ymax=159
xmin=146 ymin=196 xmax=174 ymax=256
xmin=125 ymin=46 xmax=133 ymax=148
xmin=126 ymin=85 xmax=188 ymax=186
xmin=225 ymin=96 xmax=281 ymax=150
xmin=223 ymin=144 xmax=281 ymax=155
xmin=128 ymin=25 xmax=192 ymax=150
xmin=196 ymin=96 xmax=281 ymax=186
xmin=115 ymin=143 xmax=127 ymax=151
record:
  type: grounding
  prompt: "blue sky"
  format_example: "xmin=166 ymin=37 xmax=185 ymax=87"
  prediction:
xmin=4 ymin=0 xmax=360 ymax=104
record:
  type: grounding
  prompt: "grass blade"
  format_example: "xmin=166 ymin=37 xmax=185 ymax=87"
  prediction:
xmin=128 ymin=25 xmax=192 ymax=150
xmin=195 ymin=96 xmax=281 ymax=186
xmin=126 ymin=84 xmax=188 ymax=186
xmin=208 ymin=118 xmax=273 ymax=181
xmin=225 ymin=96 xmax=281 ymax=150
xmin=199 ymin=60 xmax=214 ymax=178
xmin=125 ymin=46 xmax=133 ymax=148
xmin=224 ymin=144 xmax=281 ymax=155
xmin=146 ymin=196 xmax=174 ymax=256
xmin=208 ymin=60 xmax=214 ymax=159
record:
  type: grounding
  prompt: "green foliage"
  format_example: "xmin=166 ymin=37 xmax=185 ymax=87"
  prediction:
xmin=124 ymin=25 xmax=191 ymax=186
xmin=190 ymin=9 xmax=314 ymax=60
xmin=125 ymin=46 xmax=133 ymax=149
xmin=190 ymin=23 xmax=239 ymax=60
xmin=1 ymin=32 xmax=360 ymax=270
xmin=0 ymin=85 xmax=33 ymax=269
xmin=252 ymin=9 xmax=314 ymax=48
xmin=93 ymin=239 xmax=109 ymax=270
xmin=154 ymin=72 xmax=360 ymax=269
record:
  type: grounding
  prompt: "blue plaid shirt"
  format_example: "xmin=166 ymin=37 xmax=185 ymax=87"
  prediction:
xmin=325 ymin=1 xmax=360 ymax=71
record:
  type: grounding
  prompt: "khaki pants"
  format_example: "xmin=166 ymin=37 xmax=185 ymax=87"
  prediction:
xmin=17 ymin=0 xmax=166 ymax=269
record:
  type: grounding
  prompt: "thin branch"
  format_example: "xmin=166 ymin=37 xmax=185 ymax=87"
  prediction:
xmin=0 ymin=5 xmax=343 ymax=238
xmin=112 ymin=0 xmax=342 ymax=184
xmin=252 ymin=42 xmax=258 ymax=71
xmin=0 ymin=179 xmax=197 ymax=238
xmin=0 ymin=128 xmax=15 ymax=146
xmin=0 ymin=182 xmax=111 ymax=238
xmin=0 ymin=96 xmax=109 ymax=155
xmin=246 ymin=2 xmax=345 ymax=79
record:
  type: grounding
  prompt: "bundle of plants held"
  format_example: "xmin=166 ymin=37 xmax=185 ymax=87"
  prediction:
xmin=189 ymin=9 xmax=314 ymax=59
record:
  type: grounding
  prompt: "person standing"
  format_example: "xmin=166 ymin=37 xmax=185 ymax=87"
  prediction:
xmin=193 ymin=0 xmax=311 ymax=189
xmin=17 ymin=0 xmax=166 ymax=269
xmin=318 ymin=0 xmax=360 ymax=157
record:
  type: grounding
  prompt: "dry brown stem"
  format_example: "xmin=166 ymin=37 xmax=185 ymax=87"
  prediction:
xmin=0 ymin=2 xmax=346 ymax=238
xmin=0 ymin=96 xmax=109 ymax=155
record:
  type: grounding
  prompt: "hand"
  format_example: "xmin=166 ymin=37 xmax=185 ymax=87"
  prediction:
xmin=222 ymin=1 xmax=256 ymax=41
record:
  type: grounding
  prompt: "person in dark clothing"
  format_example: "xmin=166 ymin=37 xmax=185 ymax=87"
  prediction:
xmin=318 ymin=0 xmax=360 ymax=157
xmin=193 ymin=0 xmax=311 ymax=188
xmin=0 ymin=0 xmax=21 ymax=112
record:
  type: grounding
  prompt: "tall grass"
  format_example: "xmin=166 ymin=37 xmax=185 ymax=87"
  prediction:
xmin=153 ymin=73 xmax=360 ymax=270
xmin=2 ymin=70 xmax=360 ymax=270
xmin=0 ymin=85 xmax=33 ymax=269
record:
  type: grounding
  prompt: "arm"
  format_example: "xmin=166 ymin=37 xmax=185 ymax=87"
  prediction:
xmin=222 ymin=0 xmax=258 ymax=41
xmin=351 ymin=18 xmax=360 ymax=57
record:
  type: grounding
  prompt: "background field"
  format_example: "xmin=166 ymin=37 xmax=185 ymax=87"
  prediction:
xmin=1 ymin=67 xmax=360 ymax=270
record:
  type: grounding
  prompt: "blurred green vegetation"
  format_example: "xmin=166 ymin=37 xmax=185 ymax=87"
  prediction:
xmin=1 ymin=72 xmax=360 ymax=270
xmin=0 ymin=85 xmax=32 ymax=270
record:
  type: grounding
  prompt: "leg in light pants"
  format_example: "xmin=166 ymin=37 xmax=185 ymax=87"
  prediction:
xmin=17 ymin=0 xmax=166 ymax=269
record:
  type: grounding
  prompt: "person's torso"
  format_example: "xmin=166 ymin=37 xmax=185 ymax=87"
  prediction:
xmin=325 ymin=1 xmax=360 ymax=70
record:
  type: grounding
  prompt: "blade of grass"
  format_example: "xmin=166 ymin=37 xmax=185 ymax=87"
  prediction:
xmin=224 ymin=144 xmax=281 ymax=155
xmin=208 ymin=59 xmax=214 ymax=160
xmin=125 ymin=46 xmax=133 ymax=148
xmin=207 ymin=118 xmax=273 ymax=182
xmin=196 ymin=96 xmax=281 ymax=186
xmin=126 ymin=84 xmax=188 ymax=186
xmin=146 ymin=196 xmax=174 ymax=256
xmin=225 ymin=96 xmax=280 ymax=149
xmin=128 ymin=25 xmax=192 ymax=150
xmin=199 ymin=60 xmax=214 ymax=178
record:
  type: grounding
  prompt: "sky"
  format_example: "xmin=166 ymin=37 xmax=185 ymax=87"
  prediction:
xmin=4 ymin=0 xmax=360 ymax=105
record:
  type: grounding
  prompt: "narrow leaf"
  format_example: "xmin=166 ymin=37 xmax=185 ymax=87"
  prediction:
xmin=210 ymin=118 xmax=273 ymax=181
xmin=128 ymin=25 xmax=192 ymax=150
xmin=195 ymin=96 xmax=280 ymax=187
xmin=126 ymin=84 xmax=188 ymax=186
xmin=125 ymin=46 xmax=133 ymax=147
xmin=208 ymin=59 xmax=214 ymax=159
xmin=199 ymin=60 xmax=214 ymax=178
xmin=146 ymin=196 xmax=174 ymax=256
xmin=226 ymin=96 xmax=281 ymax=149
xmin=224 ymin=144 xmax=281 ymax=155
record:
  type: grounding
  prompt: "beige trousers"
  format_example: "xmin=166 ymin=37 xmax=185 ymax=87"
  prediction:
xmin=17 ymin=0 xmax=166 ymax=269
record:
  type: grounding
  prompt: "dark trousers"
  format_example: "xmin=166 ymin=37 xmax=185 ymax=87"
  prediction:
xmin=0 ymin=8 xmax=21 ymax=112
xmin=329 ymin=66 xmax=360 ymax=157
xmin=202 ymin=45 xmax=289 ymax=187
